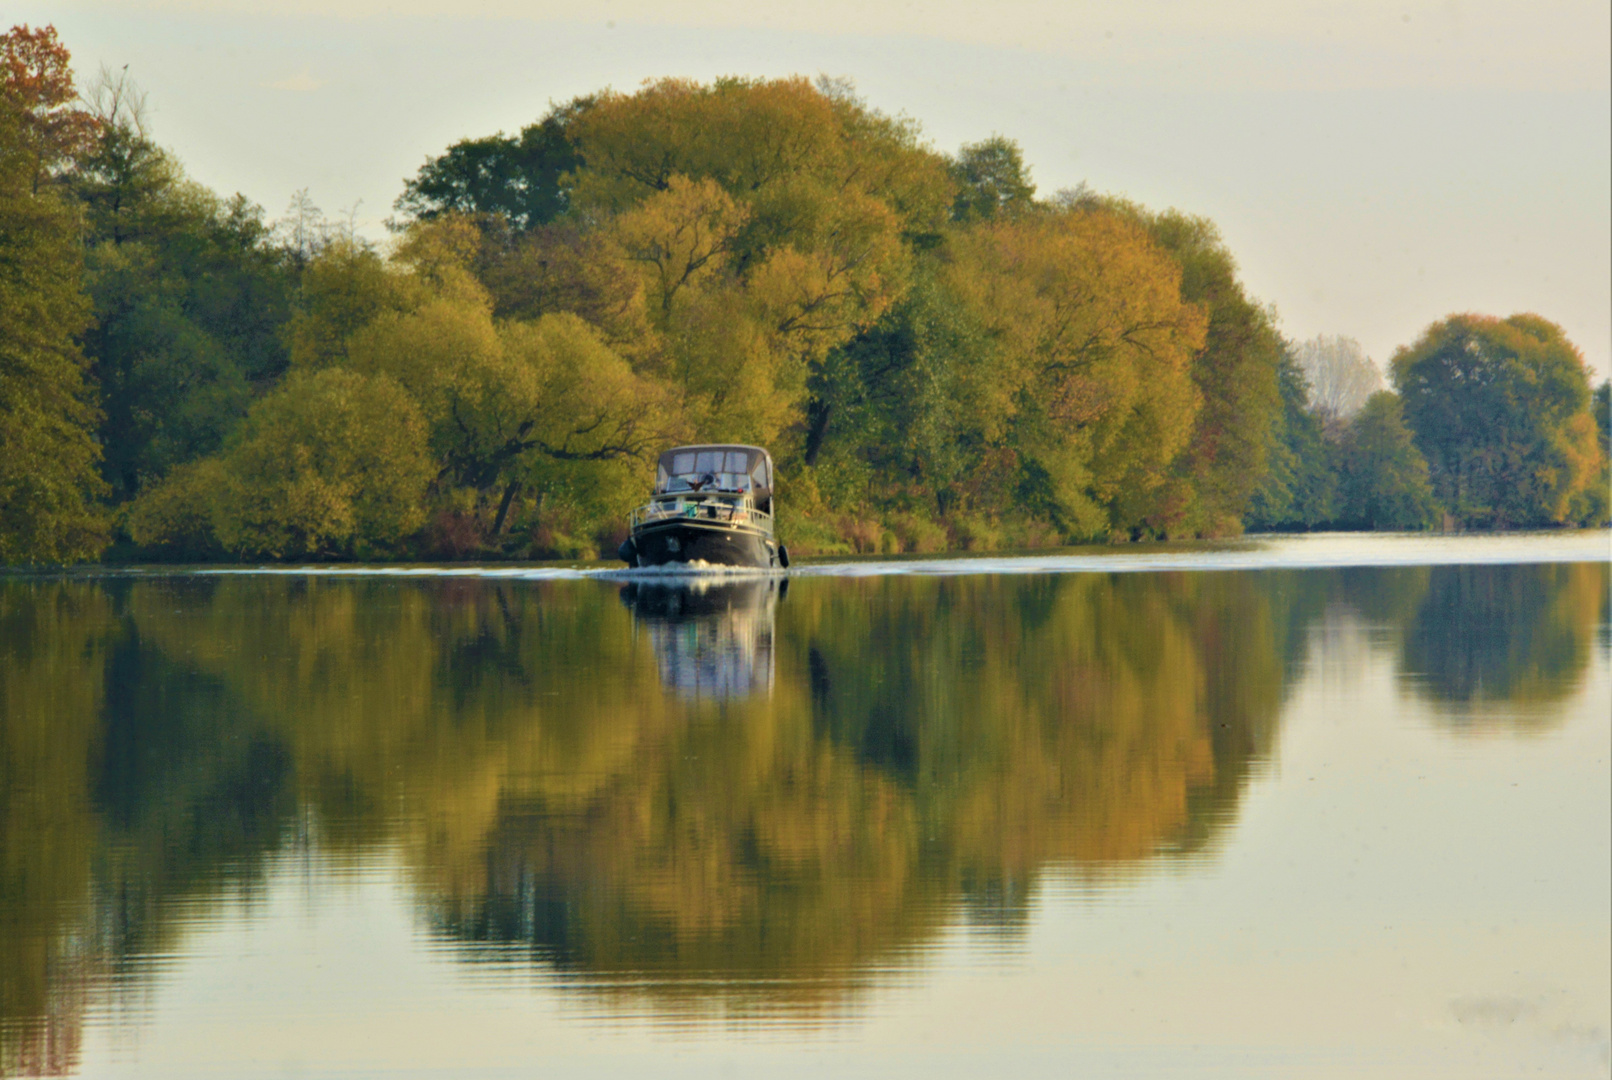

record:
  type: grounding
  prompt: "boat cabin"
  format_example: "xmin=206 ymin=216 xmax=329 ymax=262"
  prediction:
xmin=655 ymin=445 xmax=774 ymax=514
xmin=623 ymin=443 xmax=786 ymax=568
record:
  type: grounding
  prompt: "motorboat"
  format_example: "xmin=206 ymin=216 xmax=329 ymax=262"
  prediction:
xmin=617 ymin=444 xmax=789 ymax=570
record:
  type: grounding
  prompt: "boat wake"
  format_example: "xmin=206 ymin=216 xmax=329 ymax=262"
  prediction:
xmin=603 ymin=560 xmax=784 ymax=580
xmin=82 ymin=529 xmax=1611 ymax=582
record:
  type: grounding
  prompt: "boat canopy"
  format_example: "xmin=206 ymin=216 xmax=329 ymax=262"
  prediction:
xmin=655 ymin=445 xmax=773 ymax=498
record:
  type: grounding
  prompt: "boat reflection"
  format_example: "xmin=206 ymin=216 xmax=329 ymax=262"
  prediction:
xmin=620 ymin=578 xmax=785 ymax=700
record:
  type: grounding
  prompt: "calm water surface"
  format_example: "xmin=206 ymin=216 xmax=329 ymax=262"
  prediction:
xmin=2 ymin=534 xmax=1608 ymax=1078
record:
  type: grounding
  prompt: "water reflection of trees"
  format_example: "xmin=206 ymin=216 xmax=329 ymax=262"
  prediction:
xmin=0 ymin=583 xmax=109 ymax=1076
xmin=0 ymin=559 xmax=1605 ymax=1061
xmin=1399 ymin=563 xmax=1607 ymax=728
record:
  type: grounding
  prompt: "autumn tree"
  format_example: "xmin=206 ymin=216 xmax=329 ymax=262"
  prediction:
xmin=1594 ymin=381 xmax=1609 ymax=456
xmin=1586 ymin=378 xmax=1610 ymax=527
xmin=126 ymin=368 xmax=434 ymax=559
xmin=283 ymin=236 xmax=407 ymax=372
xmin=1592 ymin=380 xmax=1610 ymax=520
xmin=0 ymin=54 xmax=108 ymax=564
xmin=466 ymin=217 xmax=649 ymax=344
xmin=559 ymin=77 xmax=953 ymax=447
xmin=567 ymin=77 xmax=952 ymax=239
xmin=1392 ymin=314 xmax=1605 ymax=527
xmin=0 ymin=25 xmax=98 ymax=192
xmin=943 ymin=207 xmax=1207 ymax=538
xmin=1124 ymin=207 xmax=1283 ymax=537
xmin=53 ymin=35 xmax=1612 ymax=561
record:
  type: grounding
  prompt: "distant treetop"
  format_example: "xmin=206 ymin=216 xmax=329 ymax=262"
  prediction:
xmin=392 ymin=96 xmax=591 ymax=232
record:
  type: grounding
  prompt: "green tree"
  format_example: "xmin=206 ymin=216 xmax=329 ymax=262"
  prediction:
xmin=392 ymin=96 xmax=590 ymax=231
xmin=950 ymin=135 xmax=1035 ymax=222
xmin=1391 ymin=313 xmax=1604 ymax=527
xmin=350 ymin=288 xmax=666 ymax=543
xmin=280 ymin=219 xmax=671 ymax=554
xmin=1583 ymin=379 xmax=1612 ymax=527
xmin=1594 ymin=380 xmax=1609 ymax=456
xmin=229 ymin=368 xmax=433 ymax=558
xmin=1334 ymin=391 xmax=1438 ymax=530
xmin=82 ymin=195 xmax=291 ymax=500
xmin=72 ymin=80 xmax=295 ymax=502
xmin=803 ymin=261 xmax=992 ymax=515
xmin=0 ymin=97 xmax=107 ymax=564
xmin=1247 ymin=345 xmax=1337 ymax=530
xmin=71 ymin=68 xmax=164 ymax=246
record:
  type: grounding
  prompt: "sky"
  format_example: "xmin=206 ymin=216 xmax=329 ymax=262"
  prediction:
xmin=18 ymin=0 xmax=1612 ymax=379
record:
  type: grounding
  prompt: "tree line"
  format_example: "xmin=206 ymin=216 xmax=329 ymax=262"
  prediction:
xmin=1 ymin=25 xmax=1607 ymax=564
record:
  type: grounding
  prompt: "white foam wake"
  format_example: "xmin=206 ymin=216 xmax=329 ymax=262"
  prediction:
xmin=118 ymin=529 xmax=1611 ymax=582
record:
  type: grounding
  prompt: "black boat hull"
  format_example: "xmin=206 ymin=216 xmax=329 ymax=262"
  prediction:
xmin=626 ymin=520 xmax=781 ymax=569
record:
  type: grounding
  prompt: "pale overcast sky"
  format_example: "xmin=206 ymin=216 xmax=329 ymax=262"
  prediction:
xmin=20 ymin=0 xmax=1612 ymax=379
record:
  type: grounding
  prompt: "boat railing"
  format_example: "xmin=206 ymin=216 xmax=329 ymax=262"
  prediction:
xmin=631 ymin=496 xmax=772 ymax=531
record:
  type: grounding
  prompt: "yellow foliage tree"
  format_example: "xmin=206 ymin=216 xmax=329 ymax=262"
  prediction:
xmin=126 ymin=368 xmax=434 ymax=559
xmin=217 ymin=368 xmax=433 ymax=559
xmin=284 ymin=238 xmax=414 ymax=372
xmin=564 ymin=77 xmax=950 ymax=450
xmin=342 ymin=223 xmax=676 ymax=542
xmin=610 ymin=174 xmax=748 ymax=330
xmin=0 ymin=98 xmax=107 ymax=564
xmin=944 ymin=208 xmax=1207 ymax=537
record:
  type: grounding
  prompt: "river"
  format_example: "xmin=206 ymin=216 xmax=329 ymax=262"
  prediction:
xmin=1 ymin=532 xmax=1607 ymax=1078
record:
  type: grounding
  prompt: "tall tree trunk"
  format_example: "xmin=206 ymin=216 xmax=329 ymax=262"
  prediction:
xmin=492 ymin=480 xmax=521 ymax=536
xmin=804 ymin=399 xmax=833 ymax=466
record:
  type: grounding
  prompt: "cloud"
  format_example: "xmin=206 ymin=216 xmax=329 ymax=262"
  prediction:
xmin=266 ymin=65 xmax=323 ymax=92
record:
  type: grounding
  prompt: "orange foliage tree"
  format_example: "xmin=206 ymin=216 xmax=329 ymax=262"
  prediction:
xmin=0 ymin=25 xmax=98 ymax=192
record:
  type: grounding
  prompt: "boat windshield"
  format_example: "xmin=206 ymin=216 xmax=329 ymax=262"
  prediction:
xmin=653 ymin=491 xmax=747 ymax=506
xmin=656 ymin=449 xmax=766 ymax=495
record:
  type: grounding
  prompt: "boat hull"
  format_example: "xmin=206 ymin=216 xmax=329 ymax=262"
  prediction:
xmin=627 ymin=519 xmax=781 ymax=570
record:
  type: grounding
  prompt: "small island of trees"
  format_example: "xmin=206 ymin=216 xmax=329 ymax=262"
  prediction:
xmin=2 ymin=25 xmax=1607 ymax=565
